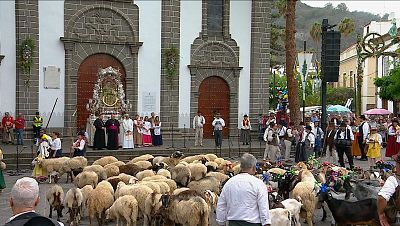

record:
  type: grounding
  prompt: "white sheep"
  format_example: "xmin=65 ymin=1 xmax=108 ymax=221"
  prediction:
xmin=172 ymin=187 xmax=190 ymax=195
xmin=281 ymin=198 xmax=303 ymax=226
xmin=92 ymin=156 xmax=118 ymax=167
xmin=160 ymin=194 xmax=209 ymax=226
xmin=104 ymin=164 xmax=120 ymax=178
xmin=87 ymin=185 xmax=114 ymax=226
xmin=59 ymin=156 xmax=88 ymax=183
xmin=105 ymin=195 xmax=139 ymax=226
xmin=156 ymin=169 xmax=171 ymax=179
xmin=46 ymin=184 xmax=64 ymax=221
xmin=40 ymin=157 xmax=70 ymax=183
xmin=80 ymin=184 xmax=94 ymax=218
xmin=83 ymin=164 xmax=107 ymax=181
xmin=64 ymin=187 xmax=83 ymax=226
xmin=116 ymin=183 xmax=154 ymax=224
xmin=142 ymin=175 xmax=167 ymax=181
xmin=206 ymin=172 xmax=229 ymax=185
xmin=205 ymin=154 xmax=218 ymax=161
xmin=170 ymin=163 xmax=191 ymax=187
xmin=118 ymin=173 xmax=138 ymax=184
xmin=126 ymin=160 xmax=152 ymax=170
xmin=136 ymin=169 xmax=155 ymax=181
xmin=129 ymin=154 xmax=154 ymax=163
xmin=181 ymin=154 xmax=209 ymax=164
xmin=74 ymin=171 xmax=98 ymax=189
xmin=188 ymin=163 xmax=207 ymax=181
xmin=147 ymin=178 xmax=177 ymax=192
xmin=270 ymin=208 xmax=292 ymax=226
xmin=152 ymin=151 xmax=184 ymax=167
xmin=205 ymin=161 xmax=218 ymax=172
xmin=138 ymin=181 xmax=161 ymax=194
xmin=188 ymin=176 xmax=220 ymax=194
xmin=144 ymin=193 xmax=163 ymax=226
xmin=292 ymin=170 xmax=318 ymax=226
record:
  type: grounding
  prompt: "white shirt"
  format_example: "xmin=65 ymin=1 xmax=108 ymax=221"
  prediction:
xmin=278 ymin=126 xmax=287 ymax=137
xmin=366 ymin=133 xmax=382 ymax=145
xmin=51 ymin=138 xmax=62 ymax=150
xmin=212 ymin=118 xmax=225 ymax=130
xmin=216 ymin=173 xmax=271 ymax=225
xmin=142 ymin=121 xmax=152 ymax=135
xmin=378 ymin=176 xmax=399 ymax=201
xmin=361 ymin=121 xmax=370 ymax=141
xmin=334 ymin=128 xmax=355 ymax=141
xmin=241 ymin=119 xmax=251 ymax=130
xmin=193 ymin=115 xmax=205 ymax=129
xmin=77 ymin=139 xmax=85 ymax=150
xmin=388 ymin=125 xmax=397 ymax=136
xmin=302 ymin=131 xmax=315 ymax=145
xmin=264 ymin=128 xmax=279 ymax=145
xmin=313 ymin=127 xmax=324 ymax=139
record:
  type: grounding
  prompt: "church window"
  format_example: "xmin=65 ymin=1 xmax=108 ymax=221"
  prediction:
xmin=207 ymin=0 xmax=224 ymax=36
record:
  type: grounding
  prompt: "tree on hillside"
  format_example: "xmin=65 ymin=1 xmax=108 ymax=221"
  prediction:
xmin=339 ymin=17 xmax=355 ymax=37
xmin=283 ymin=0 xmax=301 ymax=125
xmin=310 ymin=22 xmax=322 ymax=44
xmin=335 ymin=3 xmax=349 ymax=12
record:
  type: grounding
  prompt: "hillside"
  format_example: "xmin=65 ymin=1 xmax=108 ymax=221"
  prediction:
xmin=271 ymin=1 xmax=387 ymax=65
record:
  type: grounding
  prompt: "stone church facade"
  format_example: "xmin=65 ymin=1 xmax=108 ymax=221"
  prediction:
xmin=0 ymin=0 xmax=271 ymax=138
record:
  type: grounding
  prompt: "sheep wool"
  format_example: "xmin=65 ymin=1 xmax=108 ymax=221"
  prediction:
xmin=188 ymin=163 xmax=207 ymax=181
xmin=148 ymin=178 xmax=177 ymax=192
xmin=118 ymin=173 xmax=138 ymax=184
xmin=80 ymin=185 xmax=94 ymax=217
xmin=41 ymin=157 xmax=70 ymax=173
xmin=188 ymin=176 xmax=220 ymax=194
xmin=172 ymin=187 xmax=190 ymax=195
xmin=170 ymin=164 xmax=191 ymax=187
xmin=74 ymin=171 xmax=98 ymax=189
xmin=92 ymin=156 xmax=118 ymax=167
xmin=138 ymin=181 xmax=161 ymax=194
xmin=104 ymin=164 xmax=120 ymax=178
xmin=156 ymin=169 xmax=171 ymax=179
xmin=96 ymin=180 xmax=114 ymax=196
xmin=205 ymin=161 xmax=218 ymax=172
xmin=117 ymin=184 xmax=154 ymax=218
xmin=83 ymin=165 xmax=107 ymax=181
xmin=119 ymin=164 xmax=141 ymax=177
xmin=163 ymin=195 xmax=209 ymax=226
xmin=132 ymin=161 xmax=152 ymax=170
xmin=106 ymin=195 xmax=138 ymax=226
xmin=205 ymin=172 xmax=229 ymax=186
xmin=59 ymin=156 xmax=88 ymax=176
xmin=269 ymin=208 xmax=292 ymax=226
xmin=46 ymin=184 xmax=64 ymax=221
xmin=136 ymin=169 xmax=155 ymax=181
xmin=129 ymin=154 xmax=154 ymax=164
xmin=292 ymin=174 xmax=318 ymax=226
xmin=205 ymin=154 xmax=218 ymax=162
xmin=64 ymin=187 xmax=83 ymax=226
xmin=87 ymin=186 xmax=114 ymax=226
xmin=281 ymin=198 xmax=303 ymax=226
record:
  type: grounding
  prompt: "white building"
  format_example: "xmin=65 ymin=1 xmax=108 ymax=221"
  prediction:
xmin=0 ymin=0 xmax=271 ymax=138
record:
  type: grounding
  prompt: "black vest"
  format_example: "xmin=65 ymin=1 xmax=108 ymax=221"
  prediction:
xmin=4 ymin=212 xmax=60 ymax=226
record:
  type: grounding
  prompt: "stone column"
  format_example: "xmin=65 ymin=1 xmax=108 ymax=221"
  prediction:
xmin=249 ymin=0 xmax=271 ymax=122
xmin=15 ymin=0 xmax=40 ymax=121
xmin=160 ymin=0 xmax=180 ymax=129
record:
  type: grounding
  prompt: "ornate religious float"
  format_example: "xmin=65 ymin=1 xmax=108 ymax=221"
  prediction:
xmin=85 ymin=66 xmax=132 ymax=146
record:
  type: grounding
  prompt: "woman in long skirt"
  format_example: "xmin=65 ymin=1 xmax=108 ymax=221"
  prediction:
xmin=240 ymin=115 xmax=251 ymax=145
xmin=133 ymin=114 xmax=143 ymax=148
xmin=0 ymin=149 xmax=6 ymax=190
xmin=153 ymin=116 xmax=163 ymax=146
xmin=142 ymin=116 xmax=153 ymax=147
xmin=386 ymin=118 xmax=400 ymax=157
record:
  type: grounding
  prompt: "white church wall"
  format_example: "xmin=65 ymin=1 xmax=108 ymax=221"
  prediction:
xmin=0 ymin=1 xmax=16 ymax=116
xmin=38 ymin=0 xmax=65 ymax=127
xmin=230 ymin=0 xmax=252 ymax=128
xmin=136 ymin=0 xmax=162 ymax=117
xmin=179 ymin=0 xmax=202 ymax=128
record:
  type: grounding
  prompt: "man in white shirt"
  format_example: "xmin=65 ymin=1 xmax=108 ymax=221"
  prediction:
xmin=377 ymin=154 xmax=400 ymax=226
xmin=5 ymin=177 xmax=63 ymax=226
xmin=212 ymin=113 xmax=225 ymax=148
xmin=263 ymin=123 xmax=280 ymax=161
xmin=216 ymin=153 xmax=271 ymax=226
xmin=301 ymin=125 xmax=315 ymax=161
xmin=334 ymin=122 xmax=355 ymax=169
xmin=193 ymin=110 xmax=205 ymax=146
xmin=358 ymin=115 xmax=370 ymax=161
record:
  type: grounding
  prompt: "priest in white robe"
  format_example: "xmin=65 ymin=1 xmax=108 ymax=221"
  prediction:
xmin=122 ymin=114 xmax=134 ymax=149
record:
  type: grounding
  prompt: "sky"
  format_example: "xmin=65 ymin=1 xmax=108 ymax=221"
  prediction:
xmin=301 ymin=1 xmax=400 ymax=17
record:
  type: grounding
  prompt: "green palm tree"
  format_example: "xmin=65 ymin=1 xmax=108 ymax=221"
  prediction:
xmin=339 ymin=17 xmax=355 ymax=37
xmin=309 ymin=22 xmax=322 ymax=44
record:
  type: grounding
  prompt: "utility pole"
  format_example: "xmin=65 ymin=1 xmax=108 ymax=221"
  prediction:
xmin=303 ymin=40 xmax=306 ymax=122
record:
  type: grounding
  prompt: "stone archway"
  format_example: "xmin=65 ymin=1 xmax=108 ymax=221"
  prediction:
xmin=198 ymin=76 xmax=230 ymax=138
xmin=76 ymin=54 xmax=126 ymax=129
xmin=61 ymin=1 xmax=142 ymax=133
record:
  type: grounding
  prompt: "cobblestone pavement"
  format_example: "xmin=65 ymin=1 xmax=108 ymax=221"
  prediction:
xmin=0 ymin=149 xmax=390 ymax=226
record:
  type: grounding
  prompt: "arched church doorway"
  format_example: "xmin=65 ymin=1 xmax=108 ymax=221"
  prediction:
xmin=198 ymin=76 xmax=230 ymax=139
xmin=77 ymin=54 xmax=126 ymax=129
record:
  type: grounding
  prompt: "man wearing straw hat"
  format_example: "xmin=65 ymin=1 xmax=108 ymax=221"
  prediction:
xmin=377 ymin=154 xmax=400 ymax=226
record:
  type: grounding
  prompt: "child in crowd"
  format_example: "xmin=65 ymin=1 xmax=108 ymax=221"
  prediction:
xmin=366 ymin=126 xmax=383 ymax=169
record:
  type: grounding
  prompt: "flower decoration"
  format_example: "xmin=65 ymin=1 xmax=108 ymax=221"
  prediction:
xmin=18 ymin=38 xmax=36 ymax=87
xmin=262 ymin=173 xmax=270 ymax=183
xmin=164 ymin=46 xmax=179 ymax=86
xmin=320 ymin=183 xmax=329 ymax=193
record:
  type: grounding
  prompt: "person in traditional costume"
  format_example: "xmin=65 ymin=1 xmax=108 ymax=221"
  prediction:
xmin=386 ymin=118 xmax=400 ymax=157
xmin=240 ymin=115 xmax=251 ymax=145
xmin=351 ymin=120 xmax=362 ymax=158
xmin=2 ymin=112 xmax=14 ymax=144
xmin=93 ymin=114 xmax=106 ymax=150
xmin=142 ymin=116 xmax=153 ymax=147
xmin=49 ymin=132 xmax=62 ymax=158
xmin=149 ymin=112 xmax=156 ymax=145
xmin=323 ymin=122 xmax=338 ymax=165
xmin=105 ymin=114 xmax=120 ymax=150
xmin=366 ymin=126 xmax=383 ymax=169
xmin=0 ymin=149 xmax=6 ymax=191
xmin=133 ymin=114 xmax=143 ymax=148
xmin=72 ymin=132 xmax=86 ymax=156
xmin=32 ymin=131 xmax=51 ymax=180
xmin=122 ymin=114 xmax=134 ymax=149
xmin=153 ymin=116 xmax=163 ymax=146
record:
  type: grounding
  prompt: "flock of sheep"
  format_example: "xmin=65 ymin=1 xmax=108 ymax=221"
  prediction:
xmin=40 ymin=151 xmax=235 ymax=226
xmin=38 ymin=151 xmax=385 ymax=226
